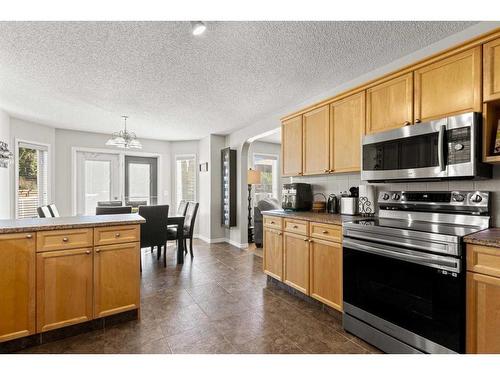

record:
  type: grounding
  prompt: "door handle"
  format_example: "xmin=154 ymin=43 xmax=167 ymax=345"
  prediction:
xmin=438 ymin=124 xmax=446 ymax=172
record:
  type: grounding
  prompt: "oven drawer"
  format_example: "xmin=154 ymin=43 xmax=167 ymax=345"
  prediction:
xmin=310 ymin=222 xmax=341 ymax=243
xmin=263 ymin=216 xmax=282 ymax=230
xmin=37 ymin=228 xmax=93 ymax=252
xmin=284 ymin=219 xmax=308 ymax=235
xmin=467 ymin=244 xmax=500 ymax=278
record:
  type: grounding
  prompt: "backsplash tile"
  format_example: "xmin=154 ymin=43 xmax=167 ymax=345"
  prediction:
xmin=285 ymin=165 xmax=500 ymax=227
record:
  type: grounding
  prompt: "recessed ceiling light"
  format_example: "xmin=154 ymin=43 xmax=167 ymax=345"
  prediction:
xmin=191 ymin=21 xmax=206 ymax=36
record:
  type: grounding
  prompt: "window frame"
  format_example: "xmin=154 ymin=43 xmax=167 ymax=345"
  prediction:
xmin=14 ymin=138 xmax=52 ymax=219
xmin=174 ymin=153 xmax=198 ymax=210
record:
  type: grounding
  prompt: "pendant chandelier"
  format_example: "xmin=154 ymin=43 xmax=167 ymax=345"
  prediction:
xmin=105 ymin=115 xmax=142 ymax=149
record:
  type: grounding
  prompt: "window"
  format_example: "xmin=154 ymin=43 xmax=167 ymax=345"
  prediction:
xmin=175 ymin=155 xmax=196 ymax=205
xmin=252 ymin=153 xmax=278 ymax=204
xmin=125 ymin=156 xmax=158 ymax=206
xmin=16 ymin=141 xmax=49 ymax=218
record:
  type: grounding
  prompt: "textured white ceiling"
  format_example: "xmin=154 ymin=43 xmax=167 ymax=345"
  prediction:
xmin=0 ymin=21 xmax=480 ymax=140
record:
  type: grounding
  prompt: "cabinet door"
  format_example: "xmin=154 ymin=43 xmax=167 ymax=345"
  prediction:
xmin=36 ymin=248 xmax=93 ymax=332
xmin=281 ymin=115 xmax=303 ymax=176
xmin=330 ymin=92 xmax=365 ymax=172
xmin=94 ymin=242 xmax=140 ymax=318
xmin=0 ymin=233 xmax=35 ymax=342
xmin=303 ymin=105 xmax=330 ymax=175
xmin=309 ymin=239 xmax=342 ymax=311
xmin=414 ymin=47 xmax=481 ymax=122
xmin=263 ymin=228 xmax=283 ymax=281
xmin=366 ymin=73 xmax=413 ymax=134
xmin=484 ymin=37 xmax=500 ymax=102
xmin=467 ymin=271 xmax=500 ymax=353
xmin=283 ymin=232 xmax=310 ymax=294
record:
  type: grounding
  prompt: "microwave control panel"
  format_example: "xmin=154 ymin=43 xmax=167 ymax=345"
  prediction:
xmin=447 ymin=127 xmax=471 ymax=165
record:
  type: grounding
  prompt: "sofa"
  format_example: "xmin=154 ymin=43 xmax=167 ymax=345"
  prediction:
xmin=253 ymin=197 xmax=281 ymax=248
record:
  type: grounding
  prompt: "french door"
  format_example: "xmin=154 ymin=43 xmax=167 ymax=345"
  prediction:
xmin=76 ymin=152 xmax=121 ymax=215
xmin=125 ymin=156 xmax=158 ymax=206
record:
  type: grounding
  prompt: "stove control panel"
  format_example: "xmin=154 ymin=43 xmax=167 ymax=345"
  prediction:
xmin=378 ymin=190 xmax=490 ymax=213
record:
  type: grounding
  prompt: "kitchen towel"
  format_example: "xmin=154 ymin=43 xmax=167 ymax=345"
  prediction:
xmin=358 ymin=184 xmax=376 ymax=216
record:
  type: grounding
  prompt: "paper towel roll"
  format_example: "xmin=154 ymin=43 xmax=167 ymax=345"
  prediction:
xmin=358 ymin=184 xmax=376 ymax=216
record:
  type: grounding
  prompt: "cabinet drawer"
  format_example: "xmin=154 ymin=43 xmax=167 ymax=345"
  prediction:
xmin=467 ymin=244 xmax=500 ymax=278
xmin=263 ymin=216 xmax=283 ymax=230
xmin=284 ymin=218 xmax=308 ymax=235
xmin=37 ymin=229 xmax=93 ymax=252
xmin=94 ymin=225 xmax=140 ymax=246
xmin=310 ymin=222 xmax=342 ymax=243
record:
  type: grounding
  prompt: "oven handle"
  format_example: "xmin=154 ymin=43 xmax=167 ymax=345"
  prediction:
xmin=438 ymin=124 xmax=446 ymax=172
xmin=343 ymin=238 xmax=461 ymax=273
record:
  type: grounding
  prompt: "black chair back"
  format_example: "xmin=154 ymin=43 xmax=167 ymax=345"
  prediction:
xmin=48 ymin=204 xmax=60 ymax=217
xmin=97 ymin=201 xmax=123 ymax=207
xmin=96 ymin=206 xmax=132 ymax=215
xmin=37 ymin=206 xmax=53 ymax=218
xmin=184 ymin=202 xmax=199 ymax=237
xmin=138 ymin=205 xmax=170 ymax=248
xmin=127 ymin=200 xmax=148 ymax=208
xmin=177 ymin=200 xmax=188 ymax=216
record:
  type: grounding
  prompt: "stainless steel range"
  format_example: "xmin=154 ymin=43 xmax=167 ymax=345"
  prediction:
xmin=342 ymin=190 xmax=490 ymax=354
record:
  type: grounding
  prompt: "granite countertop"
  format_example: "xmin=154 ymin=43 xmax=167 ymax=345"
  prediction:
xmin=0 ymin=214 xmax=146 ymax=234
xmin=261 ymin=209 xmax=363 ymax=225
xmin=464 ymin=228 xmax=500 ymax=249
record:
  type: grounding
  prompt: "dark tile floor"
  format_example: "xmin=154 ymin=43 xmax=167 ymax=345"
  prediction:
xmin=20 ymin=240 xmax=381 ymax=354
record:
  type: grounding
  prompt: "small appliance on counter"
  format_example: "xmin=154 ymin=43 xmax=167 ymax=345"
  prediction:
xmin=327 ymin=193 xmax=338 ymax=214
xmin=282 ymin=183 xmax=312 ymax=211
xmin=340 ymin=187 xmax=359 ymax=215
xmin=312 ymin=193 xmax=327 ymax=212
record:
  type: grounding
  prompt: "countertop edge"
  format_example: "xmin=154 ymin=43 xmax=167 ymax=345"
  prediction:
xmin=464 ymin=228 xmax=500 ymax=249
xmin=261 ymin=210 xmax=362 ymax=225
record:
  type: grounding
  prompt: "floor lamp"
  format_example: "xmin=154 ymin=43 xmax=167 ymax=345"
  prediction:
xmin=247 ymin=168 xmax=261 ymax=243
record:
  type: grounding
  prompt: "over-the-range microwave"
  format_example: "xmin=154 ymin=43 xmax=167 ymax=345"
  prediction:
xmin=361 ymin=112 xmax=492 ymax=182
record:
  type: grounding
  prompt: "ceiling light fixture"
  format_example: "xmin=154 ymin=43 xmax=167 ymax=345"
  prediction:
xmin=191 ymin=21 xmax=206 ymax=36
xmin=105 ymin=116 xmax=142 ymax=149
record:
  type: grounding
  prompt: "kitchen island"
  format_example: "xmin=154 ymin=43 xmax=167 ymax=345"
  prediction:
xmin=0 ymin=214 xmax=145 ymax=350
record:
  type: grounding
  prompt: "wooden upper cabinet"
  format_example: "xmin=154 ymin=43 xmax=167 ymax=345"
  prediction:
xmin=330 ymin=92 xmax=365 ymax=172
xmin=309 ymin=238 xmax=342 ymax=311
xmin=36 ymin=248 xmax=93 ymax=332
xmin=281 ymin=115 xmax=303 ymax=176
xmin=283 ymin=232 xmax=310 ymax=295
xmin=263 ymin=227 xmax=283 ymax=281
xmin=366 ymin=73 xmax=413 ymax=134
xmin=302 ymin=105 xmax=330 ymax=175
xmin=414 ymin=46 xmax=482 ymax=122
xmin=484 ymin=37 xmax=500 ymax=102
xmin=94 ymin=242 xmax=140 ymax=318
xmin=0 ymin=233 xmax=36 ymax=342
xmin=467 ymin=271 xmax=500 ymax=353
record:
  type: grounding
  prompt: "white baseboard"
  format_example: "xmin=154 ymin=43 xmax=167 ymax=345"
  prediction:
xmin=226 ymin=239 xmax=249 ymax=249
xmin=194 ymin=234 xmax=227 ymax=244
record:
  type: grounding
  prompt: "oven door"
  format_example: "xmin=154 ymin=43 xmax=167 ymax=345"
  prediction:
xmin=361 ymin=117 xmax=448 ymax=181
xmin=343 ymin=238 xmax=465 ymax=353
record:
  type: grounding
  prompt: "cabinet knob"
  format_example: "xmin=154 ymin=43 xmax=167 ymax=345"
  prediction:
xmin=415 ymin=119 xmax=421 ymax=123
xmin=322 ymin=230 xmax=328 ymax=234
xmin=309 ymin=240 xmax=313 ymax=243
xmin=85 ymin=250 xmax=91 ymax=255
xmin=403 ymin=121 xmax=411 ymax=126
xmin=270 ymin=221 xmax=275 ymax=224
xmin=329 ymin=169 xmax=334 ymax=173
xmin=62 ymin=237 xmax=69 ymax=242
xmin=303 ymin=238 xmax=308 ymax=242
xmin=95 ymin=249 xmax=101 ymax=253
xmin=324 ymin=169 xmax=329 ymax=173
xmin=293 ymin=225 xmax=298 ymax=229
xmin=298 ymin=172 xmax=303 ymax=175
xmin=278 ymin=232 xmax=282 ymax=236
xmin=25 ymin=234 xmax=33 ymax=239
xmin=115 ymin=233 xmax=121 ymax=237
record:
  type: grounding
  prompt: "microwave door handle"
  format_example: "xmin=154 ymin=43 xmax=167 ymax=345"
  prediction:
xmin=438 ymin=124 xmax=446 ymax=172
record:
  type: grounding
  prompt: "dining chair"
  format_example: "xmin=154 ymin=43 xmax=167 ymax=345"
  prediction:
xmin=138 ymin=205 xmax=169 ymax=269
xmin=48 ymin=204 xmax=60 ymax=217
xmin=177 ymin=200 xmax=188 ymax=216
xmin=97 ymin=200 xmax=123 ymax=207
xmin=95 ymin=206 xmax=132 ymax=215
xmin=37 ymin=205 xmax=53 ymax=218
xmin=167 ymin=202 xmax=199 ymax=258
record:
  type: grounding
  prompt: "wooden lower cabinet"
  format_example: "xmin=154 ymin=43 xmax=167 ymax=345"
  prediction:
xmin=283 ymin=232 xmax=310 ymax=294
xmin=467 ymin=271 xmax=500 ymax=353
xmin=36 ymin=248 xmax=93 ymax=332
xmin=309 ymin=239 xmax=342 ymax=311
xmin=94 ymin=242 xmax=141 ymax=318
xmin=263 ymin=227 xmax=283 ymax=281
xmin=0 ymin=233 xmax=36 ymax=342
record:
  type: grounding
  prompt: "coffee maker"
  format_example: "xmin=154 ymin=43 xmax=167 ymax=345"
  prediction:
xmin=282 ymin=183 xmax=313 ymax=211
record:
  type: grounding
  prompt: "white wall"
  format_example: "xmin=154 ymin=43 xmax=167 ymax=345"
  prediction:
xmin=55 ymin=128 xmax=172 ymax=217
xmin=0 ymin=109 xmax=10 ymax=219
